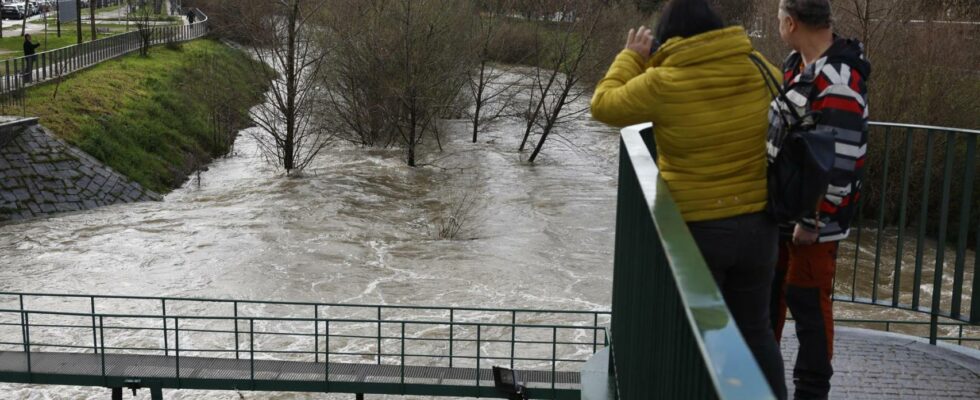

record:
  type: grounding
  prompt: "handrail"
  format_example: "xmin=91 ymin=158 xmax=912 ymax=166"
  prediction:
xmin=869 ymin=121 xmax=980 ymax=135
xmin=610 ymin=124 xmax=775 ymax=399
xmin=0 ymin=291 xmax=609 ymax=399
xmin=0 ymin=291 xmax=611 ymax=317
xmin=0 ymin=308 xmax=603 ymax=329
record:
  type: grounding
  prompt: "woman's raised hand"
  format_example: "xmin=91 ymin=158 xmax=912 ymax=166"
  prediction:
xmin=625 ymin=26 xmax=655 ymax=61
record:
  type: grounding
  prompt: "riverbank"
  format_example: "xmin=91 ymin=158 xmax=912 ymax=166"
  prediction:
xmin=20 ymin=39 xmax=269 ymax=194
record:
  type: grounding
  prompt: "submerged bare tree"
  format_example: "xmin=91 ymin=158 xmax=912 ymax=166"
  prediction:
xmin=321 ymin=0 xmax=476 ymax=167
xmin=517 ymin=0 xmax=636 ymax=163
xmin=232 ymin=0 xmax=333 ymax=173
xmin=467 ymin=0 xmax=522 ymax=143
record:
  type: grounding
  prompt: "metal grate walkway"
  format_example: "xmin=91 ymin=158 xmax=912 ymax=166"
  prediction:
xmin=0 ymin=351 xmax=579 ymax=387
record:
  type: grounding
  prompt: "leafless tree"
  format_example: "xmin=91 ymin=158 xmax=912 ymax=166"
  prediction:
xmin=517 ymin=0 xmax=634 ymax=163
xmin=321 ymin=0 xmax=476 ymax=167
xmin=467 ymin=0 xmax=522 ymax=143
xmin=232 ymin=0 xmax=333 ymax=173
xmin=127 ymin=0 xmax=156 ymax=56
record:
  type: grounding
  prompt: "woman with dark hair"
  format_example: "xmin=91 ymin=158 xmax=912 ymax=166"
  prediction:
xmin=591 ymin=0 xmax=787 ymax=398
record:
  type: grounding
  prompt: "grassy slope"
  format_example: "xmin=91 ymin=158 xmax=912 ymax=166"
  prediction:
xmin=23 ymin=39 xmax=268 ymax=193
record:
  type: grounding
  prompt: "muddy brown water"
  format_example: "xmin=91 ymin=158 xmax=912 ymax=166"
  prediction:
xmin=0 ymin=80 xmax=975 ymax=398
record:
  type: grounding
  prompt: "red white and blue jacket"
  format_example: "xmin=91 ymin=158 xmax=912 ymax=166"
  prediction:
xmin=767 ymin=37 xmax=872 ymax=242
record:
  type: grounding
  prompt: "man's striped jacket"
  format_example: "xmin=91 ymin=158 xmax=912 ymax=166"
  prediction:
xmin=767 ymin=37 xmax=872 ymax=243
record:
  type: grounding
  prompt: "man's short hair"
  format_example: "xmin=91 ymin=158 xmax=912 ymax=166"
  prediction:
xmin=781 ymin=0 xmax=833 ymax=29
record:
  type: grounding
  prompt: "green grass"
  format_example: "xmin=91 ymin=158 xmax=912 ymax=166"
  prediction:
xmin=22 ymin=39 xmax=270 ymax=193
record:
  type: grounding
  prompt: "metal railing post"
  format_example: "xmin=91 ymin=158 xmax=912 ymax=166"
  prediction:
xmin=91 ymin=297 xmax=99 ymax=354
xmin=324 ymin=320 xmax=330 ymax=391
xmin=912 ymin=130 xmax=937 ymax=310
xmin=510 ymin=311 xmax=516 ymax=369
xmin=233 ymin=301 xmax=240 ymax=359
xmin=249 ymin=318 xmax=255 ymax=390
xmin=593 ymin=313 xmax=599 ymax=353
xmin=162 ymin=299 xmax=169 ymax=356
xmin=871 ymin=127 xmax=892 ymax=303
xmin=893 ymin=129 xmax=915 ymax=306
xmin=930 ymin=136 xmax=957 ymax=345
xmin=174 ymin=317 xmax=181 ymax=388
xmin=475 ymin=324 xmax=481 ymax=391
xmin=314 ymin=305 xmax=319 ymax=363
xmin=400 ymin=322 xmax=405 ymax=387
xmin=449 ymin=309 xmax=454 ymax=368
xmin=24 ymin=312 xmax=31 ymax=380
xmin=99 ymin=316 xmax=107 ymax=386
xmin=552 ymin=327 xmax=557 ymax=393
xmin=376 ymin=307 xmax=382 ymax=364
xmin=18 ymin=294 xmax=26 ymax=353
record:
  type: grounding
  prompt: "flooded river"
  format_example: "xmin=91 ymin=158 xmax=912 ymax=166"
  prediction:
xmin=0 ymin=74 xmax=976 ymax=398
xmin=0 ymin=84 xmax=624 ymax=398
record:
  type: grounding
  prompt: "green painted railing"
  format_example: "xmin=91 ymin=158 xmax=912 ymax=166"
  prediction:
xmin=609 ymin=124 xmax=775 ymax=400
xmin=834 ymin=122 xmax=980 ymax=344
xmin=0 ymin=291 xmax=609 ymax=399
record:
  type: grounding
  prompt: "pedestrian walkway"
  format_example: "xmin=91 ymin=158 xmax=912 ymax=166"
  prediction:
xmin=781 ymin=325 xmax=980 ymax=399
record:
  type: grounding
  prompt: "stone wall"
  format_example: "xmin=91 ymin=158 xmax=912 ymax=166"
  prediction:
xmin=0 ymin=118 xmax=160 ymax=222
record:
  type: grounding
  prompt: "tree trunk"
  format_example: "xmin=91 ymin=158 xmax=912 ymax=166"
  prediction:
xmin=519 ymin=69 xmax=558 ymax=152
xmin=472 ymin=60 xmax=487 ymax=143
xmin=283 ymin=0 xmax=299 ymax=172
xmin=528 ymin=77 xmax=572 ymax=163
xmin=91 ymin=0 xmax=98 ymax=41
xmin=76 ymin=0 xmax=83 ymax=44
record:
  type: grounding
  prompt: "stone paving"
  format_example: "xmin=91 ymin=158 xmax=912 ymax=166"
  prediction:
xmin=0 ymin=118 xmax=159 ymax=222
xmin=780 ymin=324 xmax=980 ymax=399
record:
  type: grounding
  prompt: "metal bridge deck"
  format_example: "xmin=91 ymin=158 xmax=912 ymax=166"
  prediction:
xmin=0 ymin=351 xmax=581 ymax=397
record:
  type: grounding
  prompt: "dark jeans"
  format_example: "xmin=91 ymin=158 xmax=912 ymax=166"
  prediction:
xmin=23 ymin=56 xmax=35 ymax=84
xmin=688 ymin=212 xmax=787 ymax=400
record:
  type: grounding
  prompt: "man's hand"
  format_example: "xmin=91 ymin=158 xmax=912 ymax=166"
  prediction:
xmin=793 ymin=223 xmax=819 ymax=246
xmin=625 ymin=26 xmax=654 ymax=63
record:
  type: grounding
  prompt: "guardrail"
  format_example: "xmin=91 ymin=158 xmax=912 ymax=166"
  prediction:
xmin=834 ymin=122 xmax=980 ymax=344
xmin=0 ymin=291 xmax=609 ymax=398
xmin=0 ymin=8 xmax=208 ymax=114
xmin=610 ymin=124 xmax=775 ymax=399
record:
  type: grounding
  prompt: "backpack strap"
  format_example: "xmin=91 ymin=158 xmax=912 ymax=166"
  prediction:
xmin=748 ymin=53 xmax=802 ymax=122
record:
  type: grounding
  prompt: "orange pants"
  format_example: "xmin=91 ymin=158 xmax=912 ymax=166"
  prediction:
xmin=772 ymin=241 xmax=838 ymax=399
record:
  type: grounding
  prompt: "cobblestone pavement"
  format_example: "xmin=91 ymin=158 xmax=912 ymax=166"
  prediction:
xmin=780 ymin=325 xmax=980 ymax=399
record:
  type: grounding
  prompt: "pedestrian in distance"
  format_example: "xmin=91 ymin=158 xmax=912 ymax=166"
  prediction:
xmin=23 ymin=34 xmax=41 ymax=84
xmin=590 ymin=0 xmax=788 ymax=398
xmin=187 ymin=9 xmax=196 ymax=24
xmin=767 ymin=0 xmax=871 ymax=399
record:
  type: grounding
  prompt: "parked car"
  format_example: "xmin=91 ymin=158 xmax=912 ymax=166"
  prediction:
xmin=1 ymin=3 xmax=29 ymax=20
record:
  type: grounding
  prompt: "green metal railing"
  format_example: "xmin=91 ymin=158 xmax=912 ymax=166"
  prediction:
xmin=0 ymin=292 xmax=609 ymax=399
xmin=834 ymin=122 xmax=980 ymax=344
xmin=609 ymin=124 xmax=775 ymax=400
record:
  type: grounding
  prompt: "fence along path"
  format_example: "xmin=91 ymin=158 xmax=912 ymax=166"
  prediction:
xmin=0 ymin=292 xmax=607 ymax=399
xmin=0 ymin=8 xmax=209 ymax=110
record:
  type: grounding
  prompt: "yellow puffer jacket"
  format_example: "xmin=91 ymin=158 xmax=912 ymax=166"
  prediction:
xmin=591 ymin=26 xmax=781 ymax=222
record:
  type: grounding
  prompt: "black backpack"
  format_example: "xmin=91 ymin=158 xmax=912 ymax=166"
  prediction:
xmin=748 ymin=53 xmax=836 ymax=223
